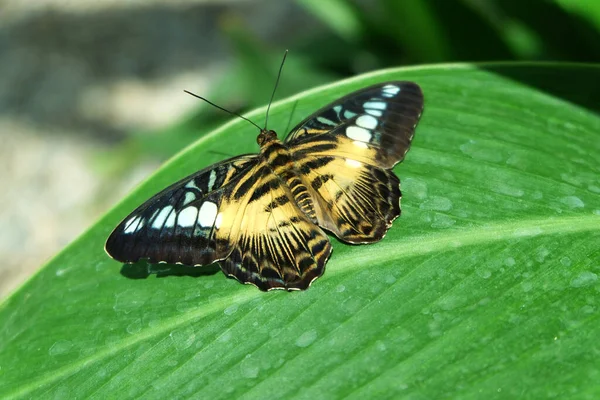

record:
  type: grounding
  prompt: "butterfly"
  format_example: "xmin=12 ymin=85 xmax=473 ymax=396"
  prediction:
xmin=105 ymin=81 xmax=424 ymax=291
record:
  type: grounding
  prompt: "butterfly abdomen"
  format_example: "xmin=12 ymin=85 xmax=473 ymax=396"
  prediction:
xmin=260 ymin=139 xmax=318 ymax=223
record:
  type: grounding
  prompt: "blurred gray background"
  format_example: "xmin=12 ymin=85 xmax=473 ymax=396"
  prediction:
xmin=0 ymin=0 xmax=322 ymax=298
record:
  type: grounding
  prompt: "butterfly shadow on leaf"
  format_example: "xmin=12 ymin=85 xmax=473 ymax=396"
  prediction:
xmin=120 ymin=261 xmax=221 ymax=280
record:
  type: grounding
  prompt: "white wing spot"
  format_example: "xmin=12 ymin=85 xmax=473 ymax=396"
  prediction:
xmin=183 ymin=191 xmax=196 ymax=206
xmin=317 ymin=116 xmax=335 ymax=125
xmin=343 ymin=110 xmax=357 ymax=119
xmin=152 ymin=206 xmax=174 ymax=229
xmin=333 ymin=105 xmax=342 ymax=115
xmin=165 ymin=211 xmax=176 ymax=228
xmin=382 ymin=85 xmax=400 ymax=97
xmin=364 ymin=101 xmax=387 ymax=110
xmin=215 ymin=212 xmax=223 ymax=229
xmin=366 ymin=109 xmax=382 ymax=117
xmin=185 ymin=180 xmax=200 ymax=191
xmin=208 ymin=170 xmax=217 ymax=191
xmin=124 ymin=216 xmax=144 ymax=234
xmin=178 ymin=206 xmax=198 ymax=228
xmin=356 ymin=115 xmax=378 ymax=130
xmin=346 ymin=126 xmax=372 ymax=142
xmin=198 ymin=201 xmax=218 ymax=227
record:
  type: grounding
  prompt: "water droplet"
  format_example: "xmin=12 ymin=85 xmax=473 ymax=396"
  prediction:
xmin=240 ymin=354 xmax=259 ymax=378
xmin=49 ymin=340 xmax=73 ymax=356
xmin=477 ymin=269 xmax=492 ymax=279
xmin=224 ymin=304 xmax=239 ymax=316
xmin=460 ymin=140 xmax=504 ymax=163
xmin=505 ymin=257 xmax=516 ymax=267
xmin=430 ymin=214 xmax=456 ymax=229
xmin=219 ymin=331 xmax=232 ymax=343
xmin=531 ymin=191 xmax=543 ymax=200
xmin=336 ymin=284 xmax=346 ymax=292
xmin=560 ymin=257 xmax=572 ymax=267
xmin=170 ymin=328 xmax=196 ymax=350
xmin=420 ymin=196 xmax=453 ymax=211
xmin=184 ymin=288 xmax=202 ymax=301
xmin=269 ymin=328 xmax=282 ymax=339
xmin=295 ymin=329 xmax=317 ymax=348
xmin=521 ymin=281 xmax=533 ymax=293
xmin=438 ymin=295 xmax=462 ymax=311
xmin=403 ymin=177 xmax=428 ymax=200
xmin=492 ymin=183 xmax=524 ymax=198
xmin=588 ymin=185 xmax=600 ymax=194
xmin=113 ymin=289 xmax=145 ymax=314
xmin=561 ymin=196 xmax=584 ymax=209
xmin=560 ymin=173 xmax=583 ymax=186
xmin=126 ymin=318 xmax=142 ymax=334
xmin=570 ymin=271 xmax=598 ymax=288
xmin=535 ymin=247 xmax=550 ymax=263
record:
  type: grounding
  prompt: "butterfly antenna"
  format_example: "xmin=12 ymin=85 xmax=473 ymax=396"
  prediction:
xmin=264 ymin=49 xmax=288 ymax=130
xmin=183 ymin=90 xmax=262 ymax=131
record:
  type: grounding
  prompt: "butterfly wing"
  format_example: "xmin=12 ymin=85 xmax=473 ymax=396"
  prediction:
xmin=286 ymin=81 xmax=424 ymax=243
xmin=219 ymin=160 xmax=332 ymax=291
xmin=106 ymin=155 xmax=331 ymax=291
xmin=286 ymin=81 xmax=423 ymax=168
xmin=105 ymin=154 xmax=259 ymax=267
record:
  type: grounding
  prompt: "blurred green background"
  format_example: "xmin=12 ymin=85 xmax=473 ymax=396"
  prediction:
xmin=1 ymin=0 xmax=599 ymax=298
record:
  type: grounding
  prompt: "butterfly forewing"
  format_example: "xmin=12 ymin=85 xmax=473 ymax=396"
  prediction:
xmin=105 ymin=155 xmax=258 ymax=266
xmin=286 ymin=81 xmax=423 ymax=168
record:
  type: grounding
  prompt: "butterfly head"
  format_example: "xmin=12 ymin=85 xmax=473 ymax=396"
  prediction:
xmin=257 ymin=129 xmax=278 ymax=147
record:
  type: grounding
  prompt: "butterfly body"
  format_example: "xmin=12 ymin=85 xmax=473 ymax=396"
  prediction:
xmin=106 ymin=82 xmax=424 ymax=291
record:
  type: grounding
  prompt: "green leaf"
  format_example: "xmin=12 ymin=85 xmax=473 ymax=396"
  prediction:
xmin=1 ymin=63 xmax=599 ymax=399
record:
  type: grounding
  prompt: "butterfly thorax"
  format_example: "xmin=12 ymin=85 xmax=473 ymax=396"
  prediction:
xmin=257 ymin=130 xmax=318 ymax=223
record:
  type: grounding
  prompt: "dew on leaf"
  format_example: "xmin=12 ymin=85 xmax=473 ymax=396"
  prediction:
xmin=560 ymin=257 xmax=572 ymax=267
xmin=570 ymin=272 xmax=598 ymax=288
xmin=295 ymin=329 xmax=317 ymax=348
xmin=560 ymin=196 xmax=585 ymax=209
xmin=49 ymin=340 xmax=73 ymax=356
xmin=224 ymin=304 xmax=239 ymax=316
xmin=240 ymin=354 xmax=260 ymax=379
xmin=420 ymin=196 xmax=453 ymax=211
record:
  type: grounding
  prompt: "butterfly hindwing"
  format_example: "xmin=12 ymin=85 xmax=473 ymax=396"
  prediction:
xmin=220 ymin=160 xmax=332 ymax=290
xmin=287 ymin=81 xmax=424 ymax=243
xmin=294 ymin=154 xmax=401 ymax=243
xmin=105 ymin=155 xmax=258 ymax=266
